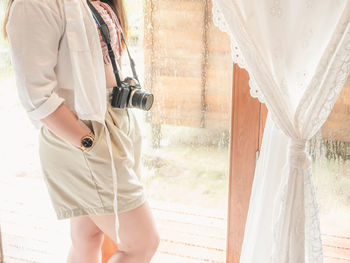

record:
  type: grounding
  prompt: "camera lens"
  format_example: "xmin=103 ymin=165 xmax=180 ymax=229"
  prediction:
xmin=142 ymin=93 xmax=154 ymax=111
xmin=131 ymin=89 xmax=154 ymax=111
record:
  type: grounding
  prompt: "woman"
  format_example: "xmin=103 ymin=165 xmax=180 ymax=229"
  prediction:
xmin=3 ymin=0 xmax=160 ymax=262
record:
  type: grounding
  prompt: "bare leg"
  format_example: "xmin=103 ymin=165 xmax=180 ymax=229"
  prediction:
xmin=89 ymin=200 xmax=160 ymax=263
xmin=67 ymin=215 xmax=105 ymax=263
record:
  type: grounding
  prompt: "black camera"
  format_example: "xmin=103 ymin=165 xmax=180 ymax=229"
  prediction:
xmin=112 ymin=77 xmax=154 ymax=111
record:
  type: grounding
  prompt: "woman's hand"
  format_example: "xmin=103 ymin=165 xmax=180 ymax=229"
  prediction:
xmin=40 ymin=103 xmax=93 ymax=149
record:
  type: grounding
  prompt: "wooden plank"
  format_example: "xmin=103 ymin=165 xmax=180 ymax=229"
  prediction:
xmin=321 ymin=76 xmax=350 ymax=141
xmin=259 ymin=104 xmax=268 ymax=151
xmin=158 ymin=0 xmax=203 ymax=12
xmin=323 ymin=235 xmax=350 ymax=250
xmin=207 ymin=33 xmax=232 ymax=52
xmin=101 ymin=235 xmax=118 ymax=263
xmin=152 ymin=57 xmax=203 ymax=78
xmin=154 ymin=32 xmax=203 ymax=50
xmin=206 ymin=69 xmax=234 ymax=88
xmin=324 ymin=257 xmax=350 ymax=263
xmin=323 ymin=235 xmax=350 ymax=262
xmin=323 ymin=247 xmax=350 ymax=262
xmin=226 ymin=64 xmax=263 ymax=263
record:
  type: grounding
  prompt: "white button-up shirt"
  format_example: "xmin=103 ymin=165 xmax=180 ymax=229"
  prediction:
xmin=6 ymin=0 xmax=121 ymax=243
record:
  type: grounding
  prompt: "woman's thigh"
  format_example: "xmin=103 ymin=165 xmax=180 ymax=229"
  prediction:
xmin=88 ymin=200 xmax=160 ymax=252
xmin=70 ymin=216 xmax=104 ymax=247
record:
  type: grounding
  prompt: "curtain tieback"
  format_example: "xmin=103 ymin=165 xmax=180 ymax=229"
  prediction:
xmin=289 ymin=139 xmax=311 ymax=169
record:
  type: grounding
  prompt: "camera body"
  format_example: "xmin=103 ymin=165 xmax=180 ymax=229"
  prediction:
xmin=111 ymin=77 xmax=154 ymax=111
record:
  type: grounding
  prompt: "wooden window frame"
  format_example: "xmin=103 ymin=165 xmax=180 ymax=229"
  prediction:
xmin=226 ymin=64 xmax=267 ymax=262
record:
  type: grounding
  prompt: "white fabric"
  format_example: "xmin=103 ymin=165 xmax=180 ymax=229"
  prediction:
xmin=212 ymin=1 xmax=350 ymax=262
xmin=6 ymin=0 xmax=121 ymax=244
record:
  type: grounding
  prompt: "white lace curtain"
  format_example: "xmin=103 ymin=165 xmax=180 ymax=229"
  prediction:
xmin=212 ymin=1 xmax=350 ymax=262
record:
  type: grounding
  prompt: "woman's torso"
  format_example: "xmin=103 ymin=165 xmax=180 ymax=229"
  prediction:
xmin=89 ymin=0 xmax=123 ymax=90
xmin=104 ymin=62 xmax=120 ymax=89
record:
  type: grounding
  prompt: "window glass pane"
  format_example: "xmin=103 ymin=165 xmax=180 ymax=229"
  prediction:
xmin=125 ymin=0 xmax=232 ymax=261
xmin=0 ymin=0 xmax=232 ymax=262
xmin=310 ymin=78 xmax=350 ymax=263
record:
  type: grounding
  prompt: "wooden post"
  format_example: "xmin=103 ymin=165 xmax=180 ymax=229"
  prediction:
xmin=101 ymin=234 xmax=118 ymax=263
xmin=226 ymin=64 xmax=267 ymax=263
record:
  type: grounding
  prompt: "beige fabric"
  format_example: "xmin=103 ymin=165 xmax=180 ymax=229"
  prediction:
xmin=38 ymin=88 xmax=146 ymax=219
xmin=6 ymin=0 xmax=108 ymax=130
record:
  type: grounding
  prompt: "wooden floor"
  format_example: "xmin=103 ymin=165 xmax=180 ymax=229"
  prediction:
xmin=0 ymin=170 xmax=227 ymax=263
xmin=1 ymin=170 xmax=349 ymax=263
xmin=323 ymin=234 xmax=350 ymax=263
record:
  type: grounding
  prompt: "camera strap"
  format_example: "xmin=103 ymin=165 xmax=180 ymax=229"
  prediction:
xmin=86 ymin=0 xmax=140 ymax=86
xmin=113 ymin=10 xmax=140 ymax=85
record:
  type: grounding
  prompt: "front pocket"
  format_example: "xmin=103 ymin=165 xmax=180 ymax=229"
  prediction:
xmin=80 ymin=120 xmax=103 ymax=153
xmin=41 ymin=125 xmax=82 ymax=152
xmin=64 ymin=0 xmax=90 ymax=51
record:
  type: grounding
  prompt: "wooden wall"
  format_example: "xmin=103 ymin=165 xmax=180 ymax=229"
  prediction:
xmin=322 ymin=76 xmax=350 ymax=142
xmin=144 ymin=0 xmax=233 ymax=130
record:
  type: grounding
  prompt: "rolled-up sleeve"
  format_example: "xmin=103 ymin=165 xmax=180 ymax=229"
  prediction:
xmin=6 ymin=0 xmax=65 ymax=121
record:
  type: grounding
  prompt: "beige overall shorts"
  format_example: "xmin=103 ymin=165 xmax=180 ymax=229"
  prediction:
xmin=38 ymin=87 xmax=146 ymax=219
